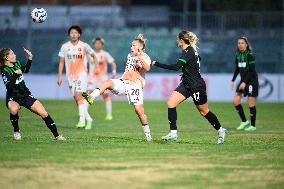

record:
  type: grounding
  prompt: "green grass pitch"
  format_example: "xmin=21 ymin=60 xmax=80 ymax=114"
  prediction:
xmin=0 ymin=100 xmax=283 ymax=189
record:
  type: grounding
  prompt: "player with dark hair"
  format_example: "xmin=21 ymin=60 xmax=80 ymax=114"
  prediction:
xmin=0 ymin=47 xmax=65 ymax=140
xmin=230 ymin=36 xmax=258 ymax=131
xmin=68 ymin=25 xmax=82 ymax=35
xmin=152 ymin=31 xmax=227 ymax=144
xmin=58 ymin=25 xmax=98 ymax=130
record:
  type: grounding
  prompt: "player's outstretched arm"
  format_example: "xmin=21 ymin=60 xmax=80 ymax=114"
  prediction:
xmin=21 ymin=47 xmax=33 ymax=73
xmin=23 ymin=47 xmax=33 ymax=60
xmin=57 ymin=57 xmax=65 ymax=86
xmin=152 ymin=60 xmax=183 ymax=71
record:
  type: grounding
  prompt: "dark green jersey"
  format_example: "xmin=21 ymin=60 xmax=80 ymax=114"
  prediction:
xmin=178 ymin=46 xmax=205 ymax=88
xmin=1 ymin=60 xmax=32 ymax=99
xmin=232 ymin=50 xmax=258 ymax=83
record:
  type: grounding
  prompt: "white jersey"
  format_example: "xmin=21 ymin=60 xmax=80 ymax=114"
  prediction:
xmin=121 ymin=52 xmax=151 ymax=87
xmin=88 ymin=49 xmax=115 ymax=82
xmin=58 ymin=40 xmax=94 ymax=82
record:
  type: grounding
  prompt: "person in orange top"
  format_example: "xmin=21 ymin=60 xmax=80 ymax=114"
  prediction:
xmin=87 ymin=37 xmax=117 ymax=120
xmin=57 ymin=25 xmax=98 ymax=129
xmin=83 ymin=34 xmax=152 ymax=142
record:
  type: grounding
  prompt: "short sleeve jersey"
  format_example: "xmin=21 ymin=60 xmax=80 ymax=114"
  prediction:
xmin=59 ymin=40 xmax=94 ymax=81
xmin=88 ymin=49 xmax=115 ymax=82
xmin=122 ymin=52 xmax=151 ymax=87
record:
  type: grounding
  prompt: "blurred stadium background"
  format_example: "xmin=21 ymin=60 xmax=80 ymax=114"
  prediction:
xmin=0 ymin=0 xmax=283 ymax=101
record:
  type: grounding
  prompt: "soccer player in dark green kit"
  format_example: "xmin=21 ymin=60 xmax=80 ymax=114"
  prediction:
xmin=0 ymin=48 xmax=65 ymax=140
xmin=230 ymin=37 xmax=258 ymax=131
xmin=152 ymin=31 xmax=227 ymax=144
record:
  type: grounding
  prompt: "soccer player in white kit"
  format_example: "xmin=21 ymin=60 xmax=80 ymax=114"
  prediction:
xmin=87 ymin=37 xmax=117 ymax=121
xmin=57 ymin=25 xmax=98 ymax=129
xmin=83 ymin=34 xmax=152 ymax=141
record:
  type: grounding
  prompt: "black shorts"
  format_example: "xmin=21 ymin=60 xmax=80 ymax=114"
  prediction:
xmin=6 ymin=94 xmax=37 ymax=111
xmin=236 ymin=80 xmax=259 ymax=97
xmin=175 ymin=82 xmax=207 ymax=105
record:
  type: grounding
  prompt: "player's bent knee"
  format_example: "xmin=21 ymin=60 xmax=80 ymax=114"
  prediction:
xmin=248 ymin=98 xmax=256 ymax=107
xmin=167 ymin=101 xmax=177 ymax=108
xmin=199 ymin=109 xmax=207 ymax=116
xmin=8 ymin=104 xmax=19 ymax=115
xmin=40 ymin=111 xmax=48 ymax=118
xmin=233 ymin=98 xmax=240 ymax=106
xmin=9 ymin=107 xmax=19 ymax=115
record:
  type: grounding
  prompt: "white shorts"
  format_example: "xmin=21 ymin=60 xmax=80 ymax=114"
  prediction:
xmin=68 ymin=76 xmax=88 ymax=96
xmin=111 ymin=79 xmax=143 ymax=105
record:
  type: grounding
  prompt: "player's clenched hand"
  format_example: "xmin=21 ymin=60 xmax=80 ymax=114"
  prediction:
xmin=23 ymin=47 xmax=33 ymax=60
xmin=230 ymin=81 xmax=234 ymax=91
xmin=57 ymin=76 xmax=62 ymax=86
xmin=151 ymin=61 xmax=157 ymax=66
xmin=14 ymin=69 xmax=22 ymax=75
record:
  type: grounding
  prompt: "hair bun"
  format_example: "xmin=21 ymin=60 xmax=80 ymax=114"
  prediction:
xmin=136 ymin=33 xmax=146 ymax=43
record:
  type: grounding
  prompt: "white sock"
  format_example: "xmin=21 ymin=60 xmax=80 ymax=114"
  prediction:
xmin=91 ymin=88 xmax=101 ymax=98
xmin=84 ymin=101 xmax=92 ymax=121
xmin=78 ymin=104 xmax=85 ymax=122
xmin=105 ymin=100 xmax=112 ymax=117
xmin=218 ymin=127 xmax=224 ymax=132
xmin=170 ymin=130 xmax=177 ymax=134
xmin=142 ymin=125 xmax=150 ymax=133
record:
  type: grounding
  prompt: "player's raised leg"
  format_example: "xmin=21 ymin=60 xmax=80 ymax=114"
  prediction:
xmin=83 ymin=80 xmax=114 ymax=105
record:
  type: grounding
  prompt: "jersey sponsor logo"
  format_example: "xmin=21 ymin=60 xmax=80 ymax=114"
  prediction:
xmin=15 ymin=75 xmax=24 ymax=84
xmin=238 ymin=62 xmax=247 ymax=68
xmin=67 ymin=54 xmax=83 ymax=60
xmin=2 ymin=74 xmax=8 ymax=82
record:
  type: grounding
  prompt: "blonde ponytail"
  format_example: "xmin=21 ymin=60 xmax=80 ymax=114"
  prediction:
xmin=178 ymin=31 xmax=198 ymax=50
